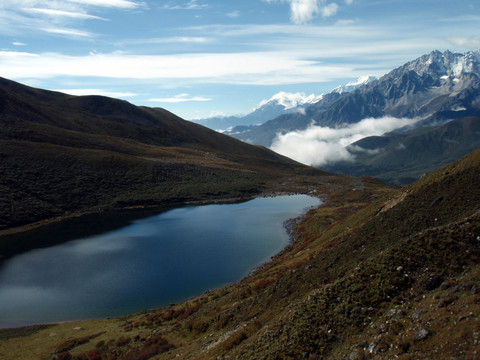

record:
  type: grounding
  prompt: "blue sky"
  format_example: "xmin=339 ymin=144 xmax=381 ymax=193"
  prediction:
xmin=0 ymin=0 xmax=479 ymax=120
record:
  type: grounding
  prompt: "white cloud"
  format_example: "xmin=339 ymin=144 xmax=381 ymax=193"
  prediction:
xmin=0 ymin=50 xmax=360 ymax=86
xmin=227 ymin=10 xmax=241 ymax=18
xmin=445 ymin=37 xmax=480 ymax=49
xmin=290 ymin=0 xmax=319 ymax=24
xmin=42 ymin=27 xmax=94 ymax=37
xmin=335 ymin=19 xmax=355 ymax=26
xmin=263 ymin=0 xmax=319 ymax=24
xmin=163 ymin=0 xmax=208 ymax=10
xmin=270 ymin=116 xmax=420 ymax=166
xmin=321 ymin=3 xmax=338 ymax=18
xmin=0 ymin=0 xmax=141 ymax=38
xmin=22 ymin=8 xmax=108 ymax=20
xmin=265 ymin=0 xmax=352 ymax=23
xmin=12 ymin=42 xmax=26 ymax=46
xmin=65 ymin=0 xmax=141 ymax=9
xmin=148 ymin=93 xmax=212 ymax=103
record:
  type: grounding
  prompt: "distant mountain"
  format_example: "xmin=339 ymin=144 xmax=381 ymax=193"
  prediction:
xmin=234 ymin=50 xmax=480 ymax=147
xmin=193 ymin=91 xmax=323 ymax=131
xmin=222 ymin=75 xmax=376 ymax=141
xmin=0 ymin=77 xmax=317 ymax=234
xmin=331 ymin=75 xmax=377 ymax=94
xmin=193 ymin=76 xmax=377 ymax=133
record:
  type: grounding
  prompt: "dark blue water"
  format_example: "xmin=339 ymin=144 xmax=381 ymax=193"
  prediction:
xmin=0 ymin=195 xmax=320 ymax=328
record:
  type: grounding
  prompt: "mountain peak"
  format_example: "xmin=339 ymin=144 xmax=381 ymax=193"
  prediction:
xmin=255 ymin=91 xmax=323 ymax=111
xmin=332 ymin=75 xmax=377 ymax=94
xmin=407 ymin=49 xmax=480 ymax=79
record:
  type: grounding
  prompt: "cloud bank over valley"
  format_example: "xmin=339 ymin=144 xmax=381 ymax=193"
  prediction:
xmin=270 ymin=116 xmax=420 ymax=166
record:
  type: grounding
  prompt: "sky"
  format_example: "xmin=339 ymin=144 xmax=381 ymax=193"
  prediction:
xmin=0 ymin=0 xmax=479 ymax=120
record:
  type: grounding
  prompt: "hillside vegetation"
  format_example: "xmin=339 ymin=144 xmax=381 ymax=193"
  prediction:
xmin=1 ymin=145 xmax=479 ymax=359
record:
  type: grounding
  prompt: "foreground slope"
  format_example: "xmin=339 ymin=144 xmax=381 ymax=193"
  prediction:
xmin=0 ymin=77 xmax=321 ymax=236
xmin=1 ymin=147 xmax=479 ymax=359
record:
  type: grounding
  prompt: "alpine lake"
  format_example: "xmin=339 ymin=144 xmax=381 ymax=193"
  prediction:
xmin=0 ymin=195 xmax=320 ymax=328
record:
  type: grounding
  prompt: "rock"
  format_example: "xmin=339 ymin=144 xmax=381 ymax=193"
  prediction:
xmin=412 ymin=309 xmax=426 ymax=320
xmin=440 ymin=280 xmax=457 ymax=290
xmin=367 ymin=342 xmax=378 ymax=354
xmin=354 ymin=341 xmax=368 ymax=349
xmin=349 ymin=349 xmax=366 ymax=360
xmin=385 ymin=309 xmax=397 ymax=318
xmin=424 ymin=276 xmax=443 ymax=290
xmin=414 ymin=328 xmax=430 ymax=342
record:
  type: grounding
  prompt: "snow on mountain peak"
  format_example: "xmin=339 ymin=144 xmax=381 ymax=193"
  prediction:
xmin=333 ymin=75 xmax=377 ymax=94
xmin=255 ymin=91 xmax=323 ymax=111
xmin=409 ymin=50 xmax=480 ymax=79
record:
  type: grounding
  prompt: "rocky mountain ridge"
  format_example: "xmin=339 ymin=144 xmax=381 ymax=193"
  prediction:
xmin=232 ymin=50 xmax=480 ymax=147
xmin=192 ymin=76 xmax=376 ymax=133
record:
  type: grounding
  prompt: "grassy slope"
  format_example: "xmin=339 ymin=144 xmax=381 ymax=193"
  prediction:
xmin=2 ymin=148 xmax=479 ymax=359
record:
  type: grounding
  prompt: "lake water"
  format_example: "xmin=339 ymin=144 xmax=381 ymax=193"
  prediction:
xmin=0 ymin=195 xmax=320 ymax=328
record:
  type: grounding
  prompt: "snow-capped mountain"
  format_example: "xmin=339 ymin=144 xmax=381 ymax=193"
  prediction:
xmin=332 ymin=75 xmax=377 ymax=94
xmin=232 ymin=50 xmax=480 ymax=146
xmin=192 ymin=91 xmax=323 ymax=132
xmin=255 ymin=91 xmax=323 ymax=111
xmin=192 ymin=76 xmax=376 ymax=132
xmin=407 ymin=50 xmax=480 ymax=79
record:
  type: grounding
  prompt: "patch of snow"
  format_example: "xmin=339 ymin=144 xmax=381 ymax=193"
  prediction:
xmin=333 ymin=75 xmax=377 ymax=94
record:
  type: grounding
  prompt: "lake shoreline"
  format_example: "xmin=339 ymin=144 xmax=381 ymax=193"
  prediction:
xmin=0 ymin=189 xmax=317 ymax=239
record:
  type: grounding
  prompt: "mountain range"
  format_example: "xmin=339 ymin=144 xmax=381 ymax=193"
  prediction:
xmin=228 ymin=50 xmax=480 ymax=184
xmin=192 ymin=75 xmax=376 ymax=133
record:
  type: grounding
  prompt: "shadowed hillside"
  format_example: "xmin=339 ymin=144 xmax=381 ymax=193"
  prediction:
xmin=0 ymin=77 xmax=324 ymax=237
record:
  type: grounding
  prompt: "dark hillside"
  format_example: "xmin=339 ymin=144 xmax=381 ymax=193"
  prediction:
xmin=0 ymin=77 xmax=322 ymax=235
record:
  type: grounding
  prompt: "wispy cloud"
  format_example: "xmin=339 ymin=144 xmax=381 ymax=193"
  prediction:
xmin=162 ymin=0 xmax=208 ymax=10
xmin=65 ymin=0 xmax=142 ymax=9
xmin=42 ymin=27 xmax=95 ymax=38
xmin=54 ymin=88 xmax=138 ymax=98
xmin=227 ymin=10 xmax=241 ymax=18
xmin=0 ymin=0 xmax=141 ymax=38
xmin=335 ymin=19 xmax=355 ymax=26
xmin=0 ymin=50 xmax=361 ymax=85
xmin=117 ymin=36 xmax=210 ymax=46
xmin=22 ymin=8 xmax=108 ymax=21
xmin=271 ymin=116 xmax=420 ymax=166
xmin=445 ymin=37 xmax=480 ymax=50
xmin=148 ymin=93 xmax=212 ymax=103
